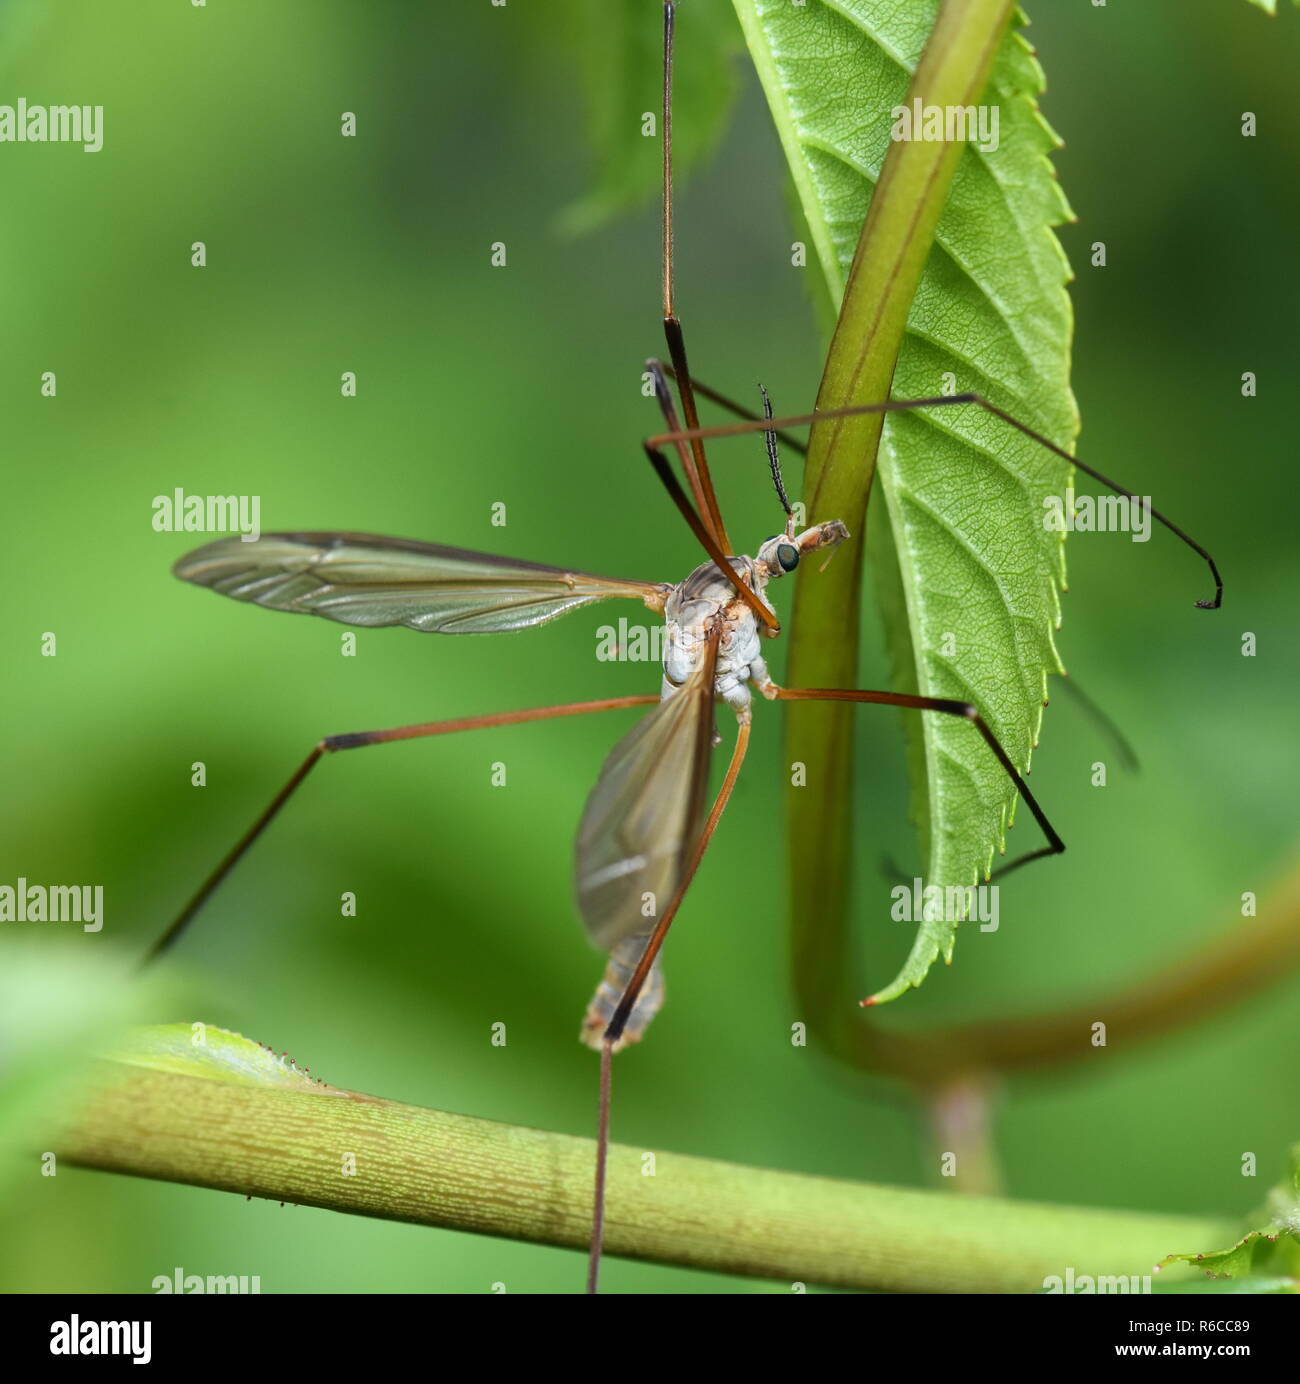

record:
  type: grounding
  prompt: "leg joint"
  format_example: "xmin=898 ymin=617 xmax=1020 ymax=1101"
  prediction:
xmin=320 ymin=732 xmax=367 ymax=752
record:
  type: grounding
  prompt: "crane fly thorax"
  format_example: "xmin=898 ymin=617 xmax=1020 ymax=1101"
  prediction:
xmin=661 ymin=556 xmax=772 ymax=717
xmin=658 ymin=523 xmax=850 ymax=717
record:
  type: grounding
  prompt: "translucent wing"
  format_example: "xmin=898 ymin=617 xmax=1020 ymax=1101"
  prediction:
xmin=575 ymin=644 xmax=716 ymax=1048
xmin=576 ymin=653 xmax=716 ymax=952
xmin=174 ymin=531 xmax=667 ymax=634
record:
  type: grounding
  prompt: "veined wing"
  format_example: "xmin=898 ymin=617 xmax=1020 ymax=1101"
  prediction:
xmin=173 ymin=531 xmax=667 ymax=634
xmin=575 ymin=644 xmax=716 ymax=955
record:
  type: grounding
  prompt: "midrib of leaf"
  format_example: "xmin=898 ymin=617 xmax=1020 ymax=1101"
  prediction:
xmin=872 ymin=9 xmax=1077 ymax=998
xmin=735 ymin=0 xmax=1077 ymax=1013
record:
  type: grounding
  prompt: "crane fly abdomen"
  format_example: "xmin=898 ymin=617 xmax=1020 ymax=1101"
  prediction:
xmin=581 ymin=940 xmax=665 ymax=1052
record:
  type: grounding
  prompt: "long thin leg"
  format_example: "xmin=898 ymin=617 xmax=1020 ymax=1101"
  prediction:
xmin=647 ymin=393 xmax=1222 ymax=609
xmin=654 ymin=375 xmax=1155 ymax=759
xmin=654 ymin=373 xmax=1149 ymax=776
xmin=775 ymin=686 xmax=1064 ymax=898
xmin=659 ymin=0 xmax=729 ymax=553
xmin=142 ymin=695 xmax=658 ymax=966
xmin=586 ymin=715 xmax=752 ymax=1293
xmin=655 ymin=359 xmax=808 ymax=458
xmin=645 ymin=359 xmax=797 ymax=598
xmin=642 ymin=435 xmax=779 ymax=634
xmin=1058 ymin=673 xmax=1140 ymax=773
xmin=647 ymin=354 xmax=714 ymax=536
xmin=587 ymin=1039 xmax=613 ymax=1296
xmin=607 ymin=716 xmax=752 ymax=1045
xmin=646 ymin=358 xmax=713 ymax=533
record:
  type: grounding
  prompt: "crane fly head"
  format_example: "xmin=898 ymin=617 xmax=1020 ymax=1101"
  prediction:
xmin=754 ymin=520 xmax=849 ymax=582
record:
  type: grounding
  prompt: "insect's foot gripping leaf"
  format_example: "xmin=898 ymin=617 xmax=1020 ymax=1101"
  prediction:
xmin=579 ymin=940 xmax=665 ymax=1053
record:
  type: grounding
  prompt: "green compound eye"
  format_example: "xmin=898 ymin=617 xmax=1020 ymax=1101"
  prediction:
xmin=776 ymin=543 xmax=799 ymax=572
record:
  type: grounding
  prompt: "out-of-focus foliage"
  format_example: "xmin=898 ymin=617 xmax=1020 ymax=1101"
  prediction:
xmin=1 ymin=0 xmax=1297 ymax=1292
xmin=543 ymin=0 xmax=742 ymax=235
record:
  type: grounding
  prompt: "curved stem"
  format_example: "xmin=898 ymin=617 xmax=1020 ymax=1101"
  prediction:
xmin=932 ymin=856 xmax=1300 ymax=1077
xmin=777 ymin=0 xmax=1016 ymax=1073
xmin=834 ymin=857 xmax=1300 ymax=1089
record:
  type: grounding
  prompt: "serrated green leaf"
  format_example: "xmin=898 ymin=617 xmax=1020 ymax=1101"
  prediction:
xmin=1152 ymin=1272 xmax=1298 ymax=1294
xmin=551 ymin=0 xmax=741 ymax=237
xmin=1156 ymin=1145 xmax=1300 ymax=1289
xmin=1161 ymin=1229 xmax=1286 ymax=1278
xmin=737 ymin=0 xmax=1075 ymax=1002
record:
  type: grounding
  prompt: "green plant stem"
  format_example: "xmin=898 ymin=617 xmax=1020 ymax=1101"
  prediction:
xmin=781 ymin=0 xmax=1014 ymax=1067
xmin=924 ymin=1074 xmax=1005 ymax=1196
xmin=56 ymin=1060 xmax=1225 ymax=1292
xmin=832 ymin=857 xmax=1300 ymax=1087
xmin=931 ymin=856 xmax=1300 ymax=1076
xmin=770 ymin=0 xmax=1300 ymax=1091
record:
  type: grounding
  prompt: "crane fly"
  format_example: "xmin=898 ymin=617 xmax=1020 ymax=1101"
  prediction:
xmin=148 ymin=0 xmax=1222 ymax=1293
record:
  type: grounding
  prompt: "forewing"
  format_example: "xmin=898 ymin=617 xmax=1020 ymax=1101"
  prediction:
xmin=575 ymin=652 xmax=716 ymax=953
xmin=174 ymin=531 xmax=665 ymax=634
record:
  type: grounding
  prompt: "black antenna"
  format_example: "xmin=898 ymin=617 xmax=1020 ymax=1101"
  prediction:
xmin=759 ymin=384 xmax=793 ymax=516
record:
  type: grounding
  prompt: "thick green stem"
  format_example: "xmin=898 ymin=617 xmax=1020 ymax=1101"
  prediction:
xmin=782 ymin=0 xmax=1016 ymax=1067
xmin=768 ymin=0 xmax=1300 ymax=1093
xmin=57 ymin=1059 xmax=1224 ymax=1292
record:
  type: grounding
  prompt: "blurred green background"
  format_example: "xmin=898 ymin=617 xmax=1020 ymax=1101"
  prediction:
xmin=2 ymin=0 xmax=1297 ymax=1293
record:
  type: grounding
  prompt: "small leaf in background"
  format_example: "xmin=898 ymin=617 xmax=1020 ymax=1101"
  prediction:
xmin=1155 ymin=1145 xmax=1300 ymax=1293
xmin=550 ymin=0 xmax=742 ymax=237
xmin=107 ymin=1023 xmax=349 ymax=1094
xmin=0 ymin=939 xmax=165 ymax=1191
xmin=735 ymin=0 xmax=1074 ymax=1001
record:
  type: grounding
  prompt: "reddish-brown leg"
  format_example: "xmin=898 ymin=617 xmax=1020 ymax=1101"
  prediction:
xmin=776 ymin=685 xmax=1065 ymax=885
xmin=587 ymin=713 xmax=752 ymax=1294
xmin=644 ymin=394 xmax=1221 ymax=609
xmin=143 ymin=695 xmax=658 ymax=965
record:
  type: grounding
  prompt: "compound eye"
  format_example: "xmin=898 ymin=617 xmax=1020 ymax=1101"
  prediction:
xmin=776 ymin=543 xmax=800 ymax=572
